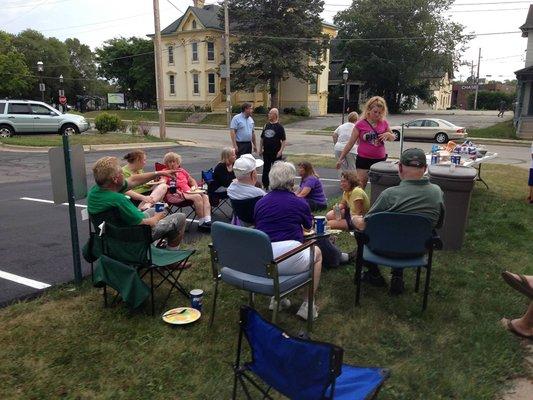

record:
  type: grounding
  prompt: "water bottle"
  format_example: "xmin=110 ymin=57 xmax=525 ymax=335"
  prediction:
xmin=169 ymin=179 xmax=177 ymax=194
xmin=334 ymin=203 xmax=341 ymax=221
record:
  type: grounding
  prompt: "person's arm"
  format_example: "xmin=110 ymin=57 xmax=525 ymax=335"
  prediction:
xmin=230 ymin=129 xmax=238 ymax=151
xmin=296 ymin=186 xmax=311 ymax=198
xmin=259 ymin=137 xmax=264 ymax=156
xmin=351 ymin=199 xmax=365 ymax=215
xmin=188 ymin=175 xmax=198 ymax=189
xmin=124 ymin=189 xmax=154 ymax=204
xmin=277 ymin=140 xmax=286 ymax=158
xmin=251 ymin=127 xmax=257 ymax=153
xmin=378 ymin=121 xmax=395 ymax=142
xmin=140 ymin=211 xmax=166 ymax=227
xmin=332 ymin=130 xmax=339 ymax=145
xmin=126 ymin=170 xmax=174 ymax=190
xmin=336 ymin=126 xmax=359 ymax=169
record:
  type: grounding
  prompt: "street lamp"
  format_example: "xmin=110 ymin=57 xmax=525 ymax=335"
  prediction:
xmin=37 ymin=61 xmax=45 ymax=102
xmin=59 ymin=75 xmax=65 ymax=112
xmin=341 ymin=67 xmax=349 ymax=124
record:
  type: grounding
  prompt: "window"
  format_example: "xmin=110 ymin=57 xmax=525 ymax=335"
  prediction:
xmin=31 ymin=104 xmax=54 ymax=115
xmin=192 ymin=42 xmax=198 ymax=62
xmin=7 ymin=103 xmax=31 ymax=114
xmin=0 ymin=102 xmax=5 ymax=114
xmin=208 ymin=73 xmax=215 ymax=94
xmin=423 ymin=120 xmax=439 ymax=127
xmin=169 ymin=75 xmax=175 ymax=95
xmin=406 ymin=120 xmax=424 ymax=127
xmin=193 ymin=74 xmax=199 ymax=94
xmin=309 ymin=75 xmax=318 ymax=94
xmin=192 ymin=20 xmax=197 ymax=29
xmin=207 ymin=42 xmax=215 ymax=61
xmin=168 ymin=45 xmax=174 ymax=64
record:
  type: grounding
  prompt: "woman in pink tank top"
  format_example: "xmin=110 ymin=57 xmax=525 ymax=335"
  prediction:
xmin=336 ymin=96 xmax=396 ymax=189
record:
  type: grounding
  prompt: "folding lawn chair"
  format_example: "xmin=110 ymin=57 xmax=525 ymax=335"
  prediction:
xmin=229 ymin=196 xmax=262 ymax=226
xmin=232 ymin=306 xmax=390 ymax=400
xmin=155 ymin=162 xmax=197 ymax=229
xmin=201 ymin=168 xmax=233 ymax=219
xmin=100 ymin=221 xmax=195 ymax=315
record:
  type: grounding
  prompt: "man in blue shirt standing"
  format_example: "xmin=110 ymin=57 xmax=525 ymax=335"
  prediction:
xmin=230 ymin=102 xmax=256 ymax=157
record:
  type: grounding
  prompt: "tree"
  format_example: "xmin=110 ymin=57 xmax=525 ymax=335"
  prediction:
xmin=224 ymin=0 xmax=330 ymax=108
xmin=334 ymin=0 xmax=470 ymax=112
xmin=0 ymin=31 xmax=34 ymax=98
xmin=64 ymin=38 xmax=98 ymax=99
xmin=96 ymin=37 xmax=155 ymax=106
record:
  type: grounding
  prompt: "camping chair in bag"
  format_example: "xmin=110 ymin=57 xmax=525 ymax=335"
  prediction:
xmin=229 ymin=196 xmax=263 ymax=226
xmin=155 ymin=162 xmax=197 ymax=229
xmin=354 ymin=212 xmax=442 ymax=311
xmin=232 ymin=306 xmax=390 ymax=400
xmin=201 ymin=168 xmax=232 ymax=219
xmin=210 ymin=221 xmax=317 ymax=332
xmin=101 ymin=221 xmax=195 ymax=315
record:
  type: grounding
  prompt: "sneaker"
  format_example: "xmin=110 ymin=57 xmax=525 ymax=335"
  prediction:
xmin=361 ymin=270 xmax=387 ymax=287
xmin=296 ymin=301 xmax=318 ymax=321
xmin=389 ymin=276 xmax=405 ymax=295
xmin=198 ymin=221 xmax=212 ymax=232
xmin=268 ymin=297 xmax=291 ymax=311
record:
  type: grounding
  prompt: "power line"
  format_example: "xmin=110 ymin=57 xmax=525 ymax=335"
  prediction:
xmin=4 ymin=0 xmax=50 ymax=26
xmin=166 ymin=0 xmax=184 ymax=14
xmin=38 ymin=13 xmax=150 ymax=32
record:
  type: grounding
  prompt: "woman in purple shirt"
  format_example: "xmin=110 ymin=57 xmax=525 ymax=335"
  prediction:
xmin=296 ymin=161 xmax=327 ymax=211
xmin=254 ymin=161 xmax=323 ymax=321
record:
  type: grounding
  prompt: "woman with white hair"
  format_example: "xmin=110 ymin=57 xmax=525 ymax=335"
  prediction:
xmin=333 ymin=111 xmax=359 ymax=171
xmin=254 ymin=161 xmax=323 ymax=321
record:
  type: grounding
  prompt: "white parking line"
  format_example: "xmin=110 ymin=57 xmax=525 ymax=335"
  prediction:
xmin=21 ymin=197 xmax=87 ymax=208
xmin=0 ymin=270 xmax=51 ymax=289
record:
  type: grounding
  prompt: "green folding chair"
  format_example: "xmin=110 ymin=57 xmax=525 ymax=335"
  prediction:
xmin=101 ymin=221 xmax=195 ymax=315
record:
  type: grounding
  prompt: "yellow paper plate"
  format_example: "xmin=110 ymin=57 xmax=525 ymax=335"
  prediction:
xmin=162 ymin=307 xmax=201 ymax=325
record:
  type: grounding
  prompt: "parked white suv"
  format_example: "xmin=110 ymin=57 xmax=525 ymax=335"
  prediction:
xmin=0 ymin=100 xmax=90 ymax=137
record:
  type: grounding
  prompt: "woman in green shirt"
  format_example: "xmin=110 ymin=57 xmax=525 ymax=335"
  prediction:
xmin=122 ymin=150 xmax=168 ymax=210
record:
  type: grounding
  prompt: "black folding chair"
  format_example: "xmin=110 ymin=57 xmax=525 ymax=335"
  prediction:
xmin=202 ymin=168 xmax=232 ymax=219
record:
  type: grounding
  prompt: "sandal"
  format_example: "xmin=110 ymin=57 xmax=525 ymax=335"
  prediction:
xmin=501 ymin=271 xmax=533 ymax=299
xmin=501 ymin=318 xmax=533 ymax=340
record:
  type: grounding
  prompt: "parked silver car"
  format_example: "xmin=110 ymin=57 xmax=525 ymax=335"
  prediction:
xmin=0 ymin=100 xmax=89 ymax=137
xmin=390 ymin=118 xmax=468 ymax=144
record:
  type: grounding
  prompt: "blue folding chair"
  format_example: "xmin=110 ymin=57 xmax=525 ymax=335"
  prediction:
xmin=233 ymin=306 xmax=389 ymax=400
xmin=354 ymin=212 xmax=442 ymax=311
xmin=202 ymin=168 xmax=233 ymax=219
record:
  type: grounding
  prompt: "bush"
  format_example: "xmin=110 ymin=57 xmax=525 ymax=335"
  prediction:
xmin=295 ymin=106 xmax=310 ymax=117
xmin=467 ymin=91 xmax=516 ymax=110
xmin=283 ymin=107 xmax=296 ymax=115
xmin=231 ymin=105 xmax=242 ymax=113
xmin=254 ymin=105 xmax=267 ymax=114
xmin=138 ymin=121 xmax=151 ymax=136
xmin=94 ymin=112 xmax=122 ymax=133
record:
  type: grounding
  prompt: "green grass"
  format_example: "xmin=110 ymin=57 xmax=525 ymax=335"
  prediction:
xmin=0 ymin=133 xmax=170 ymax=147
xmin=286 ymin=154 xmax=337 ymax=169
xmin=469 ymin=120 xmax=519 ymax=140
xmin=0 ymin=164 xmax=531 ymax=399
xmin=83 ymin=110 xmax=191 ymax=123
xmin=200 ymin=113 xmax=309 ymax=127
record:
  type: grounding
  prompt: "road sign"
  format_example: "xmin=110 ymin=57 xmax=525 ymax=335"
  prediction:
xmin=59 ymin=95 xmax=67 ymax=105
xmin=39 ymin=83 xmax=45 ymax=92
xmin=58 ymin=89 xmax=65 ymax=97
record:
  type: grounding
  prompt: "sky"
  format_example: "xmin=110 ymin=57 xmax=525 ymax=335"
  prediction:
xmin=2 ymin=0 xmax=530 ymax=82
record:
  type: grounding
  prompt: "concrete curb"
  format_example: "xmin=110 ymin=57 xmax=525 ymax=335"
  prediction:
xmin=0 ymin=141 xmax=187 ymax=154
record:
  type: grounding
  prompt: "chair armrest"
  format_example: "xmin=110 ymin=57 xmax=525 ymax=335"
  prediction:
xmin=426 ymin=232 xmax=443 ymax=250
xmin=273 ymin=239 xmax=317 ymax=264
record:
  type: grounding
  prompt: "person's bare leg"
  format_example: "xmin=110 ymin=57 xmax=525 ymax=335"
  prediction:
xmin=184 ymin=193 xmax=205 ymax=218
xmin=357 ymin=169 xmax=369 ymax=190
xmin=510 ymin=302 xmax=533 ymax=337
xmin=168 ymin=221 xmax=185 ymax=248
xmin=150 ymin=183 xmax=168 ymax=203
xmin=326 ymin=208 xmax=348 ymax=230
xmin=201 ymin=194 xmax=211 ymax=217
xmin=304 ymin=247 xmax=322 ymax=302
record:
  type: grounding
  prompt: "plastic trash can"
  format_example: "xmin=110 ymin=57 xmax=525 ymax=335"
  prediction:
xmin=429 ymin=165 xmax=477 ymax=251
xmin=368 ymin=161 xmax=400 ymax=204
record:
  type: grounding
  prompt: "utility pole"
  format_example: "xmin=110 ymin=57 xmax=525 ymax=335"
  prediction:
xmin=224 ymin=0 xmax=232 ymax=128
xmin=473 ymin=48 xmax=481 ymax=111
xmin=153 ymin=0 xmax=166 ymax=139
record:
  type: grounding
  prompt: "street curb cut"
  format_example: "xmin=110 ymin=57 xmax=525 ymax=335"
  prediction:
xmin=0 ymin=141 xmax=188 ymax=154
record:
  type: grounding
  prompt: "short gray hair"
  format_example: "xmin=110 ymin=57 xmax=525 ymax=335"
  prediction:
xmin=269 ymin=161 xmax=296 ymax=191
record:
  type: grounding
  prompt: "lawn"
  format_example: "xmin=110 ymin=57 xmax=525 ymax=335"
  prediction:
xmin=82 ymin=110 xmax=191 ymax=123
xmin=200 ymin=113 xmax=310 ymax=127
xmin=0 ymin=133 xmax=171 ymax=147
xmin=467 ymin=120 xmax=519 ymax=140
xmin=0 ymin=164 xmax=531 ymax=399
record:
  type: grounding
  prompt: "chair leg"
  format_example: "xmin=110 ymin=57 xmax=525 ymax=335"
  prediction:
xmin=415 ymin=267 xmax=421 ymax=293
xmin=422 ymin=265 xmax=432 ymax=311
xmin=271 ymin=298 xmax=278 ymax=324
xmin=209 ymin=280 xmax=219 ymax=327
xmin=150 ymin=269 xmax=155 ymax=316
xmin=354 ymin=254 xmax=363 ymax=307
xmin=307 ymin=283 xmax=314 ymax=333
xmin=248 ymin=292 xmax=255 ymax=308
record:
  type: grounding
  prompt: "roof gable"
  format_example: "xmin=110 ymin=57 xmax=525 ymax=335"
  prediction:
xmin=520 ymin=5 xmax=533 ymax=37
xmin=160 ymin=4 xmax=222 ymax=35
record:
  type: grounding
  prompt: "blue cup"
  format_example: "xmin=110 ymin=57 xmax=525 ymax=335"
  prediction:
xmin=155 ymin=202 xmax=165 ymax=212
xmin=190 ymin=289 xmax=203 ymax=312
xmin=314 ymin=216 xmax=326 ymax=235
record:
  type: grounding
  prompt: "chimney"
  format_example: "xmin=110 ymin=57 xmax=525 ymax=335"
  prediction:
xmin=193 ymin=0 xmax=205 ymax=8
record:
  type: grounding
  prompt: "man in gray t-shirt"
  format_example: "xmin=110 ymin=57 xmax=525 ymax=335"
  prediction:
xmin=353 ymin=148 xmax=444 ymax=295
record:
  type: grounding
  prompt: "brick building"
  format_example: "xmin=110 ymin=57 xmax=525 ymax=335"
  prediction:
xmin=451 ymin=82 xmax=516 ymax=110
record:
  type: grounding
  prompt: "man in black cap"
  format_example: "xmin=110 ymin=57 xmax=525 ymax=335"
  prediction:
xmin=352 ymin=148 xmax=444 ymax=294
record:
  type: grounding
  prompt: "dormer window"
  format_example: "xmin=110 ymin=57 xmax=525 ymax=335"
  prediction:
xmin=192 ymin=20 xmax=197 ymax=29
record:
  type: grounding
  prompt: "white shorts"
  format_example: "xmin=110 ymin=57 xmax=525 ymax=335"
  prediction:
xmin=271 ymin=240 xmax=312 ymax=275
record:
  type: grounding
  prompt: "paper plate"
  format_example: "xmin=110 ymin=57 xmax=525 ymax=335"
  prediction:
xmin=303 ymin=229 xmax=316 ymax=236
xmin=186 ymin=189 xmax=206 ymax=194
xmin=327 ymin=229 xmax=343 ymax=235
xmin=162 ymin=307 xmax=201 ymax=325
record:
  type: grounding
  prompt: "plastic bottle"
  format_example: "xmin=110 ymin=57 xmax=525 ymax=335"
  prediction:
xmin=334 ymin=203 xmax=341 ymax=221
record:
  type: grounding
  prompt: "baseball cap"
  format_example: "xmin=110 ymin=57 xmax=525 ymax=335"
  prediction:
xmin=233 ymin=154 xmax=264 ymax=177
xmin=400 ymin=148 xmax=427 ymax=167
